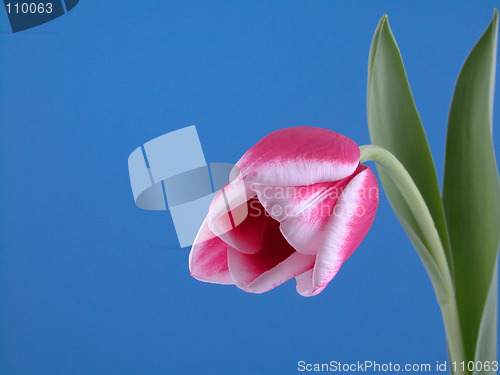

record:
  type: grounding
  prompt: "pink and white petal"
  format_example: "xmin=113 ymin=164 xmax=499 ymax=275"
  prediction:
xmin=206 ymin=175 xmax=265 ymax=255
xmin=253 ymin=182 xmax=337 ymax=222
xmin=207 ymin=174 xmax=255 ymax=239
xmin=280 ymin=215 xmax=327 ymax=256
xmin=216 ymin=197 xmax=270 ymax=255
xmin=279 ymin=179 xmax=353 ymax=255
xmin=255 ymin=179 xmax=352 ymax=255
xmin=236 ymin=127 xmax=360 ymax=187
xmin=227 ymin=219 xmax=305 ymax=291
xmin=246 ymin=252 xmax=315 ymax=294
xmin=295 ymin=269 xmax=317 ymax=297
xmin=189 ymin=218 xmax=233 ymax=285
xmin=306 ymin=166 xmax=379 ymax=296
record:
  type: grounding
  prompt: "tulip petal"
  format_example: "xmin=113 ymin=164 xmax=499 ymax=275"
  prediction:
xmin=189 ymin=218 xmax=234 ymax=284
xmin=206 ymin=175 xmax=266 ymax=255
xmin=253 ymin=182 xmax=339 ymax=222
xmin=207 ymin=174 xmax=255 ymax=240
xmin=255 ymin=178 xmax=353 ymax=255
xmin=295 ymin=269 xmax=314 ymax=297
xmin=214 ymin=197 xmax=270 ymax=255
xmin=235 ymin=127 xmax=360 ymax=187
xmin=208 ymin=188 xmax=271 ymax=254
xmin=227 ymin=218 xmax=315 ymax=293
xmin=302 ymin=166 xmax=378 ymax=296
xmin=248 ymin=252 xmax=315 ymax=294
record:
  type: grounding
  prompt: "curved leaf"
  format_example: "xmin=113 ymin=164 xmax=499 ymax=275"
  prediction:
xmin=443 ymin=9 xmax=499 ymax=364
xmin=473 ymin=262 xmax=497 ymax=375
xmin=396 ymin=214 xmax=450 ymax=303
xmin=367 ymin=16 xmax=452 ymax=274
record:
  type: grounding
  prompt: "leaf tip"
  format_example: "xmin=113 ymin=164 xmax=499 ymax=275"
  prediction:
xmin=491 ymin=8 xmax=498 ymax=27
xmin=490 ymin=9 xmax=498 ymax=30
xmin=379 ymin=14 xmax=389 ymax=29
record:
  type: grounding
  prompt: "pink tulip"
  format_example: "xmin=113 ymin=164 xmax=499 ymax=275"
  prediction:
xmin=189 ymin=127 xmax=379 ymax=296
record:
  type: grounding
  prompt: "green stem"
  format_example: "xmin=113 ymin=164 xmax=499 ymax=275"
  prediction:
xmin=359 ymin=145 xmax=466 ymax=374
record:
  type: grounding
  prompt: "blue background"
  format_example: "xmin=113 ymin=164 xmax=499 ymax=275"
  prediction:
xmin=1 ymin=1 xmax=499 ymax=374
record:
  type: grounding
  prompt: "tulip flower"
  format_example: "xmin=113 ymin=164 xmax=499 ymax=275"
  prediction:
xmin=189 ymin=126 xmax=379 ymax=296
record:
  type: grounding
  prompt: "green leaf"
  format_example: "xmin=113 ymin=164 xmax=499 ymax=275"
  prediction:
xmin=443 ymin=9 xmax=499 ymax=365
xmin=473 ymin=262 xmax=497 ymax=375
xmin=394 ymin=213 xmax=450 ymax=303
xmin=367 ymin=16 xmax=452 ymax=276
